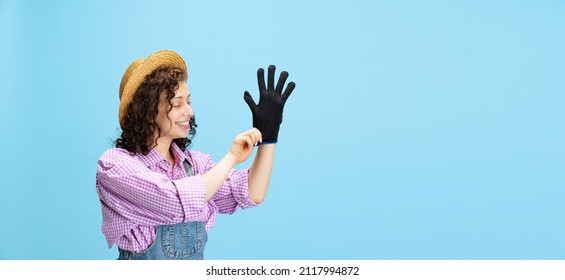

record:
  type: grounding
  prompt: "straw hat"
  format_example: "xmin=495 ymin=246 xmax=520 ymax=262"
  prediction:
xmin=118 ymin=50 xmax=187 ymax=127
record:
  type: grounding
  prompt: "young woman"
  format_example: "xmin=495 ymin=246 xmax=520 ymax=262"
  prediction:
xmin=95 ymin=50 xmax=295 ymax=260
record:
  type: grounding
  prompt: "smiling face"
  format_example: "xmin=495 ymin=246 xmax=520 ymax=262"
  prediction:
xmin=155 ymin=80 xmax=193 ymax=142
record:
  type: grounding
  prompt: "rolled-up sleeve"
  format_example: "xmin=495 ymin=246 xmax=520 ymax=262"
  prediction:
xmin=211 ymin=168 xmax=260 ymax=214
xmin=188 ymin=150 xmax=261 ymax=215
xmin=96 ymin=149 xmax=207 ymax=226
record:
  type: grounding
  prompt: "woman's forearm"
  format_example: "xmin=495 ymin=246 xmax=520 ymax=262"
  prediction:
xmin=204 ymin=128 xmax=261 ymax=201
xmin=248 ymin=144 xmax=275 ymax=203
xmin=202 ymin=153 xmax=237 ymax=201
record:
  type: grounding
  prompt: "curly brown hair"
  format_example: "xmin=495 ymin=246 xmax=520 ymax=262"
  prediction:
xmin=115 ymin=66 xmax=196 ymax=155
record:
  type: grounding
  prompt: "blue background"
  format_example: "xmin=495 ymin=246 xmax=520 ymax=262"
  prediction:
xmin=1 ymin=0 xmax=564 ymax=260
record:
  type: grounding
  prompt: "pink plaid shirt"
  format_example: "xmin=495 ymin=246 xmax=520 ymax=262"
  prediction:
xmin=95 ymin=143 xmax=259 ymax=252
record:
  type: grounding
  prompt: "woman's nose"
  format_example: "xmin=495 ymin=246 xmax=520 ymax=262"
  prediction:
xmin=185 ymin=103 xmax=194 ymax=117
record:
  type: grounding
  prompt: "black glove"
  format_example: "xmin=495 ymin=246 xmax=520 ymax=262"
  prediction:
xmin=244 ymin=65 xmax=296 ymax=144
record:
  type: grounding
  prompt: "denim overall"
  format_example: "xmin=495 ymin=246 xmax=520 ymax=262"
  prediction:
xmin=118 ymin=160 xmax=208 ymax=260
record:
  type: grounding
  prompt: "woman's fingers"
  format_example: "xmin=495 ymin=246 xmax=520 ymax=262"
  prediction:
xmin=256 ymin=128 xmax=263 ymax=144
xmin=251 ymin=127 xmax=262 ymax=145
xmin=240 ymin=128 xmax=262 ymax=146
xmin=244 ymin=134 xmax=253 ymax=150
xmin=235 ymin=134 xmax=252 ymax=149
xmin=229 ymin=128 xmax=264 ymax=164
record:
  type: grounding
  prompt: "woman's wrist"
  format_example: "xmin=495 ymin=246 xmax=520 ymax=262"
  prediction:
xmin=223 ymin=153 xmax=239 ymax=167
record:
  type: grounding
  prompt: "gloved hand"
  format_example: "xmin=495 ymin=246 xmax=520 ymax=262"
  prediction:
xmin=243 ymin=65 xmax=296 ymax=144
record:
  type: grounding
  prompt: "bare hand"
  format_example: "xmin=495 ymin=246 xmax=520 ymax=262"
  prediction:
xmin=228 ymin=128 xmax=262 ymax=164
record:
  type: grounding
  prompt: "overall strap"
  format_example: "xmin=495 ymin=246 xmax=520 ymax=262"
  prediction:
xmin=182 ymin=159 xmax=194 ymax=177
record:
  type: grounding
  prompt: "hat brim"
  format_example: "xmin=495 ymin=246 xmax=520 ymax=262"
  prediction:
xmin=118 ymin=50 xmax=187 ymax=127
